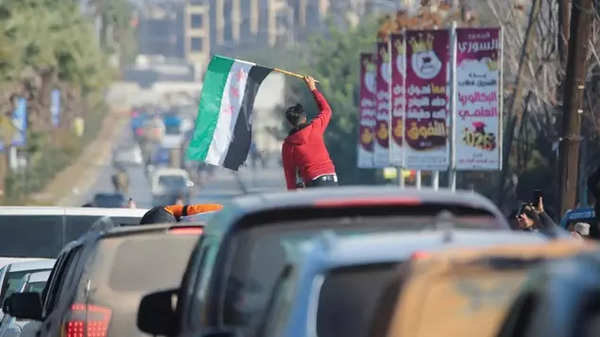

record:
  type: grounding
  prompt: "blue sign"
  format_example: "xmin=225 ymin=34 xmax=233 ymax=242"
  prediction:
xmin=560 ymin=208 xmax=596 ymax=228
xmin=12 ymin=98 xmax=27 ymax=147
xmin=51 ymin=89 xmax=61 ymax=127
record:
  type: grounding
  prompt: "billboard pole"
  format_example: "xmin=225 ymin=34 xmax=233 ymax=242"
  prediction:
xmin=450 ymin=21 xmax=458 ymax=192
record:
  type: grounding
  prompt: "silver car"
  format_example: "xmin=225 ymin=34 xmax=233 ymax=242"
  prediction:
xmin=0 ymin=270 xmax=51 ymax=337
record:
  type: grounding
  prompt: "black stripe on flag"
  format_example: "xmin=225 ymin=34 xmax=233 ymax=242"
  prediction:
xmin=223 ymin=65 xmax=272 ymax=170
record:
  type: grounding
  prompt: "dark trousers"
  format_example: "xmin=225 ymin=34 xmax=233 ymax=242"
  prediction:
xmin=306 ymin=175 xmax=338 ymax=188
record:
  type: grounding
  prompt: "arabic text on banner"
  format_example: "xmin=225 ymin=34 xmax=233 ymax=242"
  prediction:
xmin=454 ymin=28 xmax=501 ymax=170
xmin=404 ymin=30 xmax=450 ymax=170
xmin=358 ymin=53 xmax=376 ymax=168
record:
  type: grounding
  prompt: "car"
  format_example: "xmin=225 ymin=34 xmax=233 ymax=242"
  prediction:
xmin=0 ymin=207 xmax=147 ymax=258
xmin=151 ymin=168 xmax=194 ymax=205
xmin=137 ymin=186 xmax=513 ymax=337
xmin=497 ymin=250 xmax=600 ymax=337
xmin=0 ymin=270 xmax=51 ymax=337
xmin=92 ymin=193 xmax=126 ymax=208
xmin=5 ymin=222 xmax=203 ymax=337
xmin=112 ymin=145 xmax=144 ymax=167
xmin=254 ymin=230 xmax=553 ymax=337
xmin=0 ymin=261 xmax=55 ymax=323
xmin=383 ymin=239 xmax=595 ymax=337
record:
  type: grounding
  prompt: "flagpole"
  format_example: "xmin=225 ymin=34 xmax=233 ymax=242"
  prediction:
xmin=273 ymin=67 xmax=319 ymax=83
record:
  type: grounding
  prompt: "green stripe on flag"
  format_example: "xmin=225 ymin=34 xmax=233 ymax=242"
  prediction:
xmin=187 ymin=56 xmax=235 ymax=161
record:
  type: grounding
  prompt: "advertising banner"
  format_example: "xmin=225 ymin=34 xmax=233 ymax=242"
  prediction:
xmin=390 ymin=33 xmax=405 ymax=166
xmin=404 ymin=30 xmax=450 ymax=170
xmin=1 ymin=97 xmax=27 ymax=151
xmin=51 ymin=89 xmax=61 ymax=128
xmin=454 ymin=28 xmax=502 ymax=170
xmin=358 ymin=53 xmax=376 ymax=168
xmin=374 ymin=41 xmax=391 ymax=168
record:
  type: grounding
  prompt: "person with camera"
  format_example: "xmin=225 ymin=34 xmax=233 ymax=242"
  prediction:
xmin=516 ymin=195 xmax=559 ymax=237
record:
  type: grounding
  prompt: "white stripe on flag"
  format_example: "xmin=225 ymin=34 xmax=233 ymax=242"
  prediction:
xmin=205 ymin=61 xmax=254 ymax=165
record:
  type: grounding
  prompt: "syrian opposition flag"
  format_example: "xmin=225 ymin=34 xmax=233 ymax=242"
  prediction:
xmin=187 ymin=56 xmax=271 ymax=170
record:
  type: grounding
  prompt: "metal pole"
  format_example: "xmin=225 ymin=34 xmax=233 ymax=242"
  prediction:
xmin=398 ymin=167 xmax=405 ymax=188
xmin=559 ymin=0 xmax=594 ymax=216
xmin=416 ymin=170 xmax=422 ymax=189
xmin=432 ymin=171 xmax=439 ymax=190
xmin=450 ymin=21 xmax=458 ymax=191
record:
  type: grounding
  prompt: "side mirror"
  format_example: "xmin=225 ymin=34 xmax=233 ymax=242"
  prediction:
xmin=186 ymin=181 xmax=195 ymax=188
xmin=137 ymin=289 xmax=178 ymax=336
xmin=5 ymin=292 xmax=42 ymax=320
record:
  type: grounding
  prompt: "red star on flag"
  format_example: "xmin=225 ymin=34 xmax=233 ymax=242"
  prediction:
xmin=231 ymin=85 xmax=240 ymax=99
xmin=236 ymin=69 xmax=246 ymax=82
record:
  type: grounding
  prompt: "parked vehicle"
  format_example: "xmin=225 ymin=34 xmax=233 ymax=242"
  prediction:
xmin=0 ymin=207 xmax=147 ymax=258
xmin=384 ymin=239 xmax=594 ymax=337
xmin=5 ymin=223 xmax=203 ymax=337
xmin=0 ymin=260 xmax=55 ymax=323
xmin=151 ymin=168 xmax=194 ymax=205
xmin=256 ymin=230 xmax=551 ymax=337
xmin=0 ymin=270 xmax=51 ymax=337
xmin=92 ymin=193 xmax=126 ymax=208
xmin=497 ymin=250 xmax=600 ymax=337
xmin=112 ymin=145 xmax=144 ymax=167
xmin=137 ymin=187 xmax=513 ymax=337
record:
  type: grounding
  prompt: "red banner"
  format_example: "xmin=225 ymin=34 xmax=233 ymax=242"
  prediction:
xmin=358 ymin=53 xmax=376 ymax=168
xmin=404 ymin=30 xmax=450 ymax=170
xmin=374 ymin=41 xmax=391 ymax=168
xmin=390 ymin=33 xmax=405 ymax=165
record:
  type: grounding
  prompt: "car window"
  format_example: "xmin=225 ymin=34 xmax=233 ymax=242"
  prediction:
xmin=25 ymin=281 xmax=47 ymax=294
xmin=44 ymin=247 xmax=83 ymax=315
xmin=316 ymin=264 xmax=400 ymax=337
xmin=0 ymin=269 xmax=51 ymax=306
xmin=107 ymin=235 xmax=197 ymax=291
xmin=189 ymin=240 xmax=219 ymax=326
xmin=0 ymin=215 xmax=63 ymax=258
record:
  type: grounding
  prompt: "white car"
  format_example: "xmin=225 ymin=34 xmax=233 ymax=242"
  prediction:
xmin=112 ymin=145 xmax=144 ymax=166
xmin=151 ymin=168 xmax=194 ymax=205
xmin=0 ymin=270 xmax=51 ymax=337
xmin=0 ymin=207 xmax=148 ymax=258
xmin=0 ymin=260 xmax=55 ymax=323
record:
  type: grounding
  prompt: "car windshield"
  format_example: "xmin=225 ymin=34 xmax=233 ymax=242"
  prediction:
xmin=159 ymin=176 xmax=186 ymax=188
xmin=220 ymin=215 xmax=491 ymax=336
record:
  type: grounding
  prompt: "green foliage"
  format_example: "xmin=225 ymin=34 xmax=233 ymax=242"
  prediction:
xmin=0 ymin=0 xmax=133 ymax=204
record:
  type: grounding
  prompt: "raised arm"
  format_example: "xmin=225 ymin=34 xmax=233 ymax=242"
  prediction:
xmin=304 ymin=76 xmax=332 ymax=133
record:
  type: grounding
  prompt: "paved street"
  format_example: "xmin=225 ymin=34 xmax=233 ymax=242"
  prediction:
xmin=78 ymin=125 xmax=285 ymax=209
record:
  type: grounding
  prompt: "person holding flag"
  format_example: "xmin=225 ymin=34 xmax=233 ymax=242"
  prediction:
xmin=282 ymin=76 xmax=337 ymax=190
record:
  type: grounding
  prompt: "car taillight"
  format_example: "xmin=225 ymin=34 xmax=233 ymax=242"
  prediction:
xmin=64 ymin=304 xmax=112 ymax=337
xmin=169 ymin=226 xmax=203 ymax=235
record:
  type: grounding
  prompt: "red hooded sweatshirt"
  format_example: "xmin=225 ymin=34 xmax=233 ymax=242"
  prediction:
xmin=282 ymin=89 xmax=336 ymax=190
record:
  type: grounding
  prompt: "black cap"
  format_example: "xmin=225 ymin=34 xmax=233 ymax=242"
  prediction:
xmin=140 ymin=206 xmax=177 ymax=225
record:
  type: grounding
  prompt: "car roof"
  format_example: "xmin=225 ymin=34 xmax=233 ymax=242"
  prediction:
xmin=296 ymin=230 xmax=548 ymax=272
xmin=0 ymin=206 xmax=148 ymax=217
xmin=27 ymin=270 xmax=52 ymax=283
xmin=7 ymin=259 xmax=56 ymax=272
xmin=203 ymin=186 xmax=508 ymax=237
